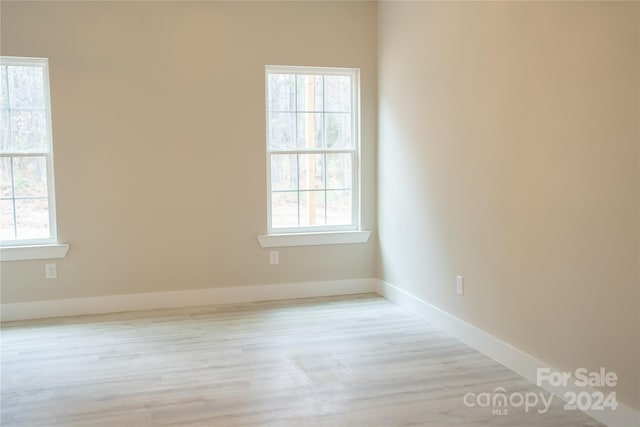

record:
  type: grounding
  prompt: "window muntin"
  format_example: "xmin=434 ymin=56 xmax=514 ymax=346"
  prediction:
xmin=0 ymin=57 xmax=58 ymax=245
xmin=266 ymin=66 xmax=360 ymax=234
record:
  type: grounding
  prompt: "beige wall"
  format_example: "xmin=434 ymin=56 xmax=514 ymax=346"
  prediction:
xmin=378 ymin=1 xmax=639 ymax=410
xmin=0 ymin=1 xmax=378 ymax=302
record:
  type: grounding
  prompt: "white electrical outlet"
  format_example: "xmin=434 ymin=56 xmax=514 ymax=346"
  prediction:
xmin=45 ymin=263 xmax=57 ymax=279
xmin=456 ymin=275 xmax=464 ymax=295
xmin=269 ymin=250 xmax=279 ymax=265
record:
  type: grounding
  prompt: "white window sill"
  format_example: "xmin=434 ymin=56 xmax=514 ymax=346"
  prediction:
xmin=257 ymin=231 xmax=371 ymax=248
xmin=0 ymin=244 xmax=70 ymax=262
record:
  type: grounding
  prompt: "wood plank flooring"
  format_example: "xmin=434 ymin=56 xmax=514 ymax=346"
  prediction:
xmin=1 ymin=294 xmax=602 ymax=426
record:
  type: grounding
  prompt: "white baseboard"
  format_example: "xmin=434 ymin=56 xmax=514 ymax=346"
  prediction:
xmin=375 ymin=280 xmax=639 ymax=427
xmin=1 ymin=278 xmax=377 ymax=322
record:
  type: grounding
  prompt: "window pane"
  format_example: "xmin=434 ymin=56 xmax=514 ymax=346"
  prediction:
xmin=325 ymin=75 xmax=351 ymax=112
xmin=327 ymin=153 xmax=352 ymax=189
xmin=0 ymin=66 xmax=8 ymax=109
xmin=8 ymin=66 xmax=45 ymax=109
xmin=1 ymin=59 xmax=56 ymax=243
xmin=327 ymin=190 xmax=352 ymax=225
xmin=297 ymin=75 xmax=323 ymax=112
xmin=266 ymin=67 xmax=357 ymax=232
xmin=296 ymin=113 xmax=322 ymax=149
xmin=325 ymin=113 xmax=351 ymax=149
xmin=15 ymin=197 xmax=50 ymax=239
xmin=10 ymin=110 xmax=47 ymax=152
xmin=299 ymin=191 xmax=325 ymax=227
xmin=0 ymin=157 xmax=13 ymax=197
xmin=0 ymin=109 xmax=9 ymax=151
xmin=268 ymin=112 xmax=295 ymax=150
xmin=13 ymin=156 xmax=48 ymax=197
xmin=268 ymin=74 xmax=295 ymax=112
xmin=298 ymin=154 xmax=324 ymax=190
xmin=0 ymin=199 xmax=15 ymax=240
xmin=271 ymin=191 xmax=298 ymax=228
xmin=271 ymin=154 xmax=297 ymax=191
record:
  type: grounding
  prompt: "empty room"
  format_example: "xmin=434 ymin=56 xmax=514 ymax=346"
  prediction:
xmin=0 ymin=1 xmax=638 ymax=426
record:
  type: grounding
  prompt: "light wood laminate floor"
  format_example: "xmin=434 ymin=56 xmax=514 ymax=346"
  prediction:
xmin=1 ymin=294 xmax=602 ymax=426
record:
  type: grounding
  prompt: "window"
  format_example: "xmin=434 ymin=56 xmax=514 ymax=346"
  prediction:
xmin=0 ymin=57 xmax=58 ymax=247
xmin=265 ymin=66 xmax=360 ymax=235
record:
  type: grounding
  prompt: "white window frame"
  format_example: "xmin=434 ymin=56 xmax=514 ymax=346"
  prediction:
xmin=0 ymin=56 xmax=68 ymax=261
xmin=262 ymin=65 xmax=368 ymax=247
